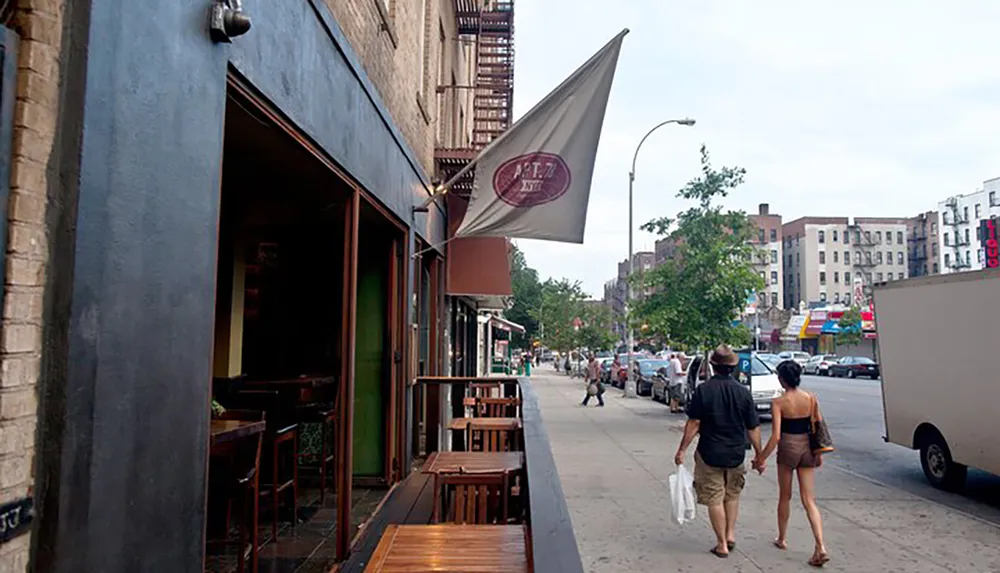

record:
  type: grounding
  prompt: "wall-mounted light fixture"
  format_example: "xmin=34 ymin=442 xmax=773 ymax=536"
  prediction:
xmin=210 ymin=0 xmax=252 ymax=43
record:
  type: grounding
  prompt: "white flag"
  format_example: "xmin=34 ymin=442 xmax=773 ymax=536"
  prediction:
xmin=453 ymin=30 xmax=627 ymax=243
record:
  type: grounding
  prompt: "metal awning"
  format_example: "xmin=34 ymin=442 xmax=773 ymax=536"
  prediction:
xmin=489 ymin=315 xmax=525 ymax=334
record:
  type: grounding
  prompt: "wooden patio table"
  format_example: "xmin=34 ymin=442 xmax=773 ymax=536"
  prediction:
xmin=422 ymin=451 xmax=523 ymax=475
xmin=363 ymin=524 xmax=528 ymax=572
xmin=209 ymin=419 xmax=266 ymax=447
xmin=446 ymin=417 xmax=521 ymax=431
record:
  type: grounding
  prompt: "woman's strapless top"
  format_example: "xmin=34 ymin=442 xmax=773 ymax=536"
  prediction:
xmin=782 ymin=416 xmax=811 ymax=435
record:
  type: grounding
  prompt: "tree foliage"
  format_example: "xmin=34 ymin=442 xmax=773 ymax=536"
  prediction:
xmin=634 ymin=145 xmax=763 ymax=351
xmin=507 ymin=244 xmax=542 ymax=347
xmin=531 ymin=279 xmax=586 ymax=353
xmin=577 ymin=303 xmax=618 ymax=354
xmin=836 ymin=306 xmax=863 ymax=347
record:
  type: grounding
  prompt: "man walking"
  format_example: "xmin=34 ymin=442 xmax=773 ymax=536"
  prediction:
xmin=674 ymin=344 xmax=763 ymax=558
xmin=581 ymin=353 xmax=605 ymax=407
xmin=667 ymin=352 xmax=687 ymax=413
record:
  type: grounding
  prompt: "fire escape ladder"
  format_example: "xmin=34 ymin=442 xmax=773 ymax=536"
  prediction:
xmin=472 ymin=1 xmax=514 ymax=150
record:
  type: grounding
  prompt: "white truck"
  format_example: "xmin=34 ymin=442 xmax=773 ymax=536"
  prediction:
xmin=873 ymin=268 xmax=1000 ymax=490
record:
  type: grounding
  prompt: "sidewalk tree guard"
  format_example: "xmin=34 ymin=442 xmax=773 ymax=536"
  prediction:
xmin=635 ymin=145 xmax=763 ymax=353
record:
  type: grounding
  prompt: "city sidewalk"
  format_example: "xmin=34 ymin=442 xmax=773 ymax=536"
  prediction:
xmin=529 ymin=369 xmax=1000 ymax=572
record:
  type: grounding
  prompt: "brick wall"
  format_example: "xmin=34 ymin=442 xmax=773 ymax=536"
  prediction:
xmin=0 ymin=0 xmax=64 ymax=570
xmin=325 ymin=0 xmax=474 ymax=179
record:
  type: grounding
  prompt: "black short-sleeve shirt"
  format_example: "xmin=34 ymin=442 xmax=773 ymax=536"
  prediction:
xmin=686 ymin=374 xmax=760 ymax=468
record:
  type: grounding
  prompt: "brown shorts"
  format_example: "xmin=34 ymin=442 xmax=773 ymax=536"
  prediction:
xmin=693 ymin=452 xmax=747 ymax=506
xmin=777 ymin=434 xmax=818 ymax=469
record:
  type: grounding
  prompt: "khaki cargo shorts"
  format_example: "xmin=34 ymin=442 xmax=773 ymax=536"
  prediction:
xmin=693 ymin=452 xmax=747 ymax=506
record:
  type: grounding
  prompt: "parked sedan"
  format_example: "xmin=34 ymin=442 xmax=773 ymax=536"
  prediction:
xmin=804 ymin=354 xmax=838 ymax=376
xmin=599 ymin=357 xmax=615 ymax=383
xmin=829 ymin=356 xmax=880 ymax=379
xmin=777 ymin=351 xmax=811 ymax=367
xmin=636 ymin=359 xmax=670 ymax=396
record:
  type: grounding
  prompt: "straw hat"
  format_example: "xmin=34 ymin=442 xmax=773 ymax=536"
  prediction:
xmin=709 ymin=344 xmax=739 ymax=366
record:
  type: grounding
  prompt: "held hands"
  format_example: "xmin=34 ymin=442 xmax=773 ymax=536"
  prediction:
xmin=752 ymin=454 xmax=767 ymax=475
xmin=674 ymin=449 xmax=685 ymax=466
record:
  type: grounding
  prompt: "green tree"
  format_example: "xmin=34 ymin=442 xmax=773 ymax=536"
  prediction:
xmin=836 ymin=306 xmax=863 ymax=347
xmin=634 ymin=145 xmax=763 ymax=351
xmin=532 ymin=278 xmax=587 ymax=353
xmin=507 ymin=244 xmax=542 ymax=347
xmin=576 ymin=303 xmax=618 ymax=354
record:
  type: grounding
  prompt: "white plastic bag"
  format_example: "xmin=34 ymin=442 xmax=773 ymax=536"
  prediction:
xmin=669 ymin=464 xmax=697 ymax=525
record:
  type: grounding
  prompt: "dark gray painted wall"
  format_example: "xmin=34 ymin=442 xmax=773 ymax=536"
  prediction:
xmin=38 ymin=0 xmax=444 ymax=570
xmin=230 ymin=0 xmax=446 ymax=246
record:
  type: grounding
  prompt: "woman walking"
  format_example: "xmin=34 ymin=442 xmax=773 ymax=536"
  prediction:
xmin=756 ymin=360 xmax=830 ymax=567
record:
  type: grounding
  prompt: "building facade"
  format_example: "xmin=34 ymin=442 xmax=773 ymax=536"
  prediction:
xmin=783 ymin=217 xmax=909 ymax=308
xmin=748 ymin=203 xmax=784 ymax=309
xmin=936 ymin=177 xmax=1000 ymax=274
xmin=907 ymin=211 xmax=940 ymax=277
xmin=0 ymin=0 xmax=516 ymax=571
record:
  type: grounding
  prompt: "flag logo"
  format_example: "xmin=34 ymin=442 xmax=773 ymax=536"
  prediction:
xmin=492 ymin=151 xmax=572 ymax=208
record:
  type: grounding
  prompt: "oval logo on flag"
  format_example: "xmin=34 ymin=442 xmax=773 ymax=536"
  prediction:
xmin=492 ymin=152 xmax=572 ymax=207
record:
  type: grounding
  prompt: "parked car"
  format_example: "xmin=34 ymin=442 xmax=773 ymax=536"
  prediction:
xmin=636 ymin=359 xmax=670 ymax=396
xmin=757 ymin=353 xmax=781 ymax=369
xmin=598 ymin=357 xmax=615 ymax=383
xmin=829 ymin=356 xmax=880 ymax=379
xmin=804 ymin=354 xmax=838 ymax=376
xmin=748 ymin=355 xmax=784 ymax=415
xmin=777 ymin=350 xmax=811 ymax=366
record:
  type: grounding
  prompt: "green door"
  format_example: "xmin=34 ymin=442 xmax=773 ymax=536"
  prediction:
xmin=353 ymin=245 xmax=387 ymax=477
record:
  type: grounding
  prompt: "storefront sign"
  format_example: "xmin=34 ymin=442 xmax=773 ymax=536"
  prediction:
xmin=981 ymin=217 xmax=999 ymax=269
xmin=0 ymin=497 xmax=33 ymax=544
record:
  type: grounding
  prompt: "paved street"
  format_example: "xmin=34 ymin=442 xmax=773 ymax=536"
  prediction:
xmin=531 ymin=367 xmax=1000 ymax=572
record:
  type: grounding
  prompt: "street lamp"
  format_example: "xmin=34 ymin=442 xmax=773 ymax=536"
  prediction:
xmin=624 ymin=117 xmax=696 ymax=398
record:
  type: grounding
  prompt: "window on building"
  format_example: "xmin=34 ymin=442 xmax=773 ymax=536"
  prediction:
xmin=844 ymin=230 xmax=850 ymax=244
xmin=886 ymin=251 xmax=893 ymax=265
xmin=864 ymin=231 xmax=871 ymax=243
xmin=845 ymin=292 xmax=851 ymax=302
xmin=966 ymin=250 xmax=971 ymax=265
xmin=819 ymin=251 xmax=826 ymax=264
xmin=933 ymin=263 xmax=939 ymax=273
xmin=771 ymin=250 xmax=778 ymax=264
xmin=897 ymin=231 xmax=904 ymax=244
xmin=965 ymin=228 xmax=970 ymax=244
xmin=771 ymin=292 xmax=778 ymax=307
xmin=991 ymin=191 xmax=997 ymax=206
xmin=796 ymin=252 xmax=800 ymax=265
xmin=819 ymin=272 xmax=827 ymax=285
xmin=865 ymin=272 xmax=873 ymax=283
xmin=897 ymin=252 xmax=903 ymax=265
xmin=770 ymin=229 xmax=777 ymax=242
xmin=844 ymin=250 xmax=850 ymax=263
xmin=760 ymin=271 xmax=766 ymax=284
xmin=898 ymin=272 xmax=905 ymax=280
xmin=876 ymin=252 xmax=883 ymax=264
xmin=758 ymin=228 xmax=765 ymax=243
xmin=865 ymin=252 xmax=873 ymax=265
xmin=931 ymin=221 xmax=937 ymax=233
xmin=944 ymin=253 xmax=951 ymax=266
xmin=787 ymin=254 xmax=792 ymax=266
xmin=976 ymin=204 xmax=982 ymax=219
xmin=964 ymin=206 xmax=969 ymax=221
xmin=834 ymin=292 xmax=840 ymax=303
xmin=932 ymin=243 xmax=938 ymax=256
xmin=876 ymin=231 xmax=883 ymax=243
xmin=832 ymin=230 xmax=839 ymax=242
xmin=833 ymin=251 xmax=839 ymax=263
xmin=834 ymin=271 xmax=839 ymax=283
xmin=845 ymin=271 xmax=851 ymax=283
xmin=820 ymin=292 xmax=827 ymax=302
xmin=818 ymin=230 xmax=825 ymax=243
xmin=979 ymin=249 xmax=984 ymax=263
xmin=855 ymin=252 xmax=861 ymax=265
xmin=944 ymin=232 xmax=950 ymax=246
xmin=771 ymin=271 xmax=778 ymax=284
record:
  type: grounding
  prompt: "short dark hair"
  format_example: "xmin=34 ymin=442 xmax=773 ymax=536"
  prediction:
xmin=776 ymin=360 xmax=802 ymax=388
xmin=714 ymin=363 xmax=735 ymax=376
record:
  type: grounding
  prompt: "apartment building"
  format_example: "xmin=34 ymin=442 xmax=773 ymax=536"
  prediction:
xmin=907 ymin=211 xmax=940 ymax=277
xmin=605 ymin=252 xmax=655 ymax=333
xmin=748 ymin=203 xmax=784 ymax=309
xmin=936 ymin=177 xmax=1000 ymax=274
xmin=783 ymin=217 xmax=909 ymax=308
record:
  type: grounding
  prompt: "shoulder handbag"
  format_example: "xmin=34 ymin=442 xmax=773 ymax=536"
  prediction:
xmin=809 ymin=393 xmax=835 ymax=454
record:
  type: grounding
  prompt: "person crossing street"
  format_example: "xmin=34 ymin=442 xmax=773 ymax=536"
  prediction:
xmin=581 ymin=353 xmax=605 ymax=407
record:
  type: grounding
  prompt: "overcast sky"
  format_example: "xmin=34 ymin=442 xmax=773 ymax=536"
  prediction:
xmin=510 ymin=1 xmax=1000 ymax=298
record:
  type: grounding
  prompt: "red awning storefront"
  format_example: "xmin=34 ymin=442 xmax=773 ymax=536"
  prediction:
xmin=802 ymin=310 xmax=828 ymax=338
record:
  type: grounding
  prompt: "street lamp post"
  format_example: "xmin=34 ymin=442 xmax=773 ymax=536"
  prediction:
xmin=624 ymin=118 xmax=696 ymax=398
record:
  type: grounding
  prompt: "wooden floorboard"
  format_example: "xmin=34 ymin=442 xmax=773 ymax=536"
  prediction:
xmin=338 ymin=472 xmax=434 ymax=573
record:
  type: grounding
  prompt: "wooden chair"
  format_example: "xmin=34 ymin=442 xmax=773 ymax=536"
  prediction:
xmin=432 ymin=471 xmax=510 ymax=525
xmin=207 ymin=409 xmax=263 ymax=573
xmin=469 ymin=382 xmax=502 ymax=398
xmin=466 ymin=420 xmax=516 ymax=453
xmin=475 ymin=397 xmax=521 ymax=418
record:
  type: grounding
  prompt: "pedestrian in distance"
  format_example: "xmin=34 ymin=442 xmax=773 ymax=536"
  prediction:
xmin=756 ymin=360 xmax=831 ymax=567
xmin=581 ymin=353 xmax=605 ymax=407
xmin=674 ymin=344 xmax=764 ymax=559
xmin=610 ymin=355 xmax=621 ymax=388
xmin=667 ymin=352 xmax=687 ymax=413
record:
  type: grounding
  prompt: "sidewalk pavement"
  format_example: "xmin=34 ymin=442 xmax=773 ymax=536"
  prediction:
xmin=529 ymin=369 xmax=1000 ymax=572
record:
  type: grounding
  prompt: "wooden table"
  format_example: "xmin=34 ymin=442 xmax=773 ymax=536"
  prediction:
xmin=364 ymin=524 xmax=529 ymax=572
xmin=242 ymin=375 xmax=336 ymax=388
xmin=423 ymin=451 xmax=523 ymax=475
xmin=447 ymin=417 xmax=522 ymax=431
xmin=210 ymin=419 xmax=266 ymax=446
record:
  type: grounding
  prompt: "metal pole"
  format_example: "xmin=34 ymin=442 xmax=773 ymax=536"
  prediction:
xmin=622 ymin=118 xmax=695 ymax=398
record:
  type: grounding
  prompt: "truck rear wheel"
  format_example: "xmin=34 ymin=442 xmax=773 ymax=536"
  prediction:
xmin=919 ymin=432 xmax=967 ymax=491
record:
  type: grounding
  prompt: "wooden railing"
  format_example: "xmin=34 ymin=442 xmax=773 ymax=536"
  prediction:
xmin=412 ymin=376 xmax=584 ymax=573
